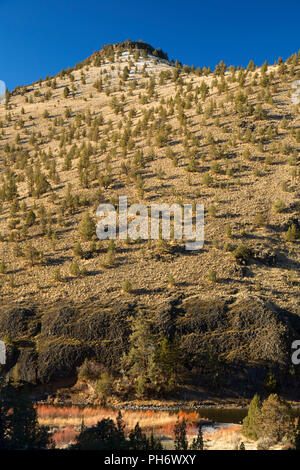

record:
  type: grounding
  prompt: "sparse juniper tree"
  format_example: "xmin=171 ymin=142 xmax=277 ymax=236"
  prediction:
xmin=70 ymin=260 xmax=81 ymax=276
xmin=73 ymin=241 xmax=84 ymax=258
xmin=285 ymin=223 xmax=299 ymax=242
xmin=24 ymin=243 xmax=40 ymax=267
xmin=207 ymin=268 xmax=217 ymax=282
xmin=25 ymin=209 xmax=36 ymax=227
xmin=122 ymin=279 xmax=133 ymax=293
xmin=246 ymin=60 xmax=255 ymax=72
xmin=215 ymin=60 xmax=227 ymax=76
xmin=63 ymin=86 xmax=70 ymax=98
xmin=0 ymin=260 xmax=7 ymax=274
xmin=78 ymin=212 xmax=96 ymax=241
xmin=226 ymin=222 xmax=232 ymax=238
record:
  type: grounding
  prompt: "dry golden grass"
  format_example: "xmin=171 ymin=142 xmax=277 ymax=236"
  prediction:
xmin=37 ymin=404 xmax=200 ymax=431
xmin=0 ymin=49 xmax=299 ymax=315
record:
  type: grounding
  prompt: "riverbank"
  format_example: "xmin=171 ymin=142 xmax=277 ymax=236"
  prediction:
xmin=35 ymin=404 xmax=286 ymax=450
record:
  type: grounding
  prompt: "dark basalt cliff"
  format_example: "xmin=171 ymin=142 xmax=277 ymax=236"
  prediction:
xmin=1 ymin=294 xmax=300 ymax=399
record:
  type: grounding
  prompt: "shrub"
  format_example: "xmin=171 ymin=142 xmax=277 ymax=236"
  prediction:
xmin=167 ymin=274 xmax=176 ymax=288
xmin=122 ymin=279 xmax=133 ymax=294
xmin=273 ymin=200 xmax=286 ymax=213
xmin=207 ymin=269 xmax=217 ymax=282
xmin=208 ymin=205 xmax=217 ymax=218
xmin=73 ymin=242 xmax=84 ymax=258
xmin=52 ymin=267 xmax=63 ymax=283
xmin=102 ymin=249 xmax=116 ymax=268
xmin=69 ymin=260 xmax=81 ymax=276
xmin=232 ymin=243 xmax=252 ymax=263
xmin=225 ymin=222 xmax=232 ymax=239
xmin=285 ymin=223 xmax=299 ymax=242
xmin=186 ymin=158 xmax=199 ymax=172
xmin=254 ymin=213 xmax=266 ymax=227
xmin=201 ymin=173 xmax=213 ymax=187
xmin=0 ymin=260 xmax=7 ymax=274
xmin=253 ymin=104 xmax=267 ymax=120
xmin=265 ymin=370 xmax=277 ymax=392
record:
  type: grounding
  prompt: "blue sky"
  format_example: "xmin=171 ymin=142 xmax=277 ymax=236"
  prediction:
xmin=1 ymin=0 xmax=299 ymax=90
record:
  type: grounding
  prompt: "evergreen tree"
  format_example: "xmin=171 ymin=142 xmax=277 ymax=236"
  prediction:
xmin=71 ymin=412 xmax=162 ymax=450
xmin=190 ymin=424 xmax=204 ymax=450
xmin=25 ymin=209 xmax=36 ymax=227
xmin=71 ymin=417 xmax=127 ymax=450
xmin=64 ymin=86 xmax=70 ymax=98
xmin=154 ymin=337 xmax=183 ymax=393
xmin=129 ymin=423 xmax=148 ymax=450
xmin=78 ymin=212 xmax=96 ymax=241
xmin=121 ymin=310 xmax=157 ymax=396
xmin=246 ymin=60 xmax=255 ymax=72
xmin=242 ymin=394 xmax=262 ymax=440
xmin=259 ymin=394 xmax=293 ymax=443
xmin=174 ymin=417 xmax=188 ymax=450
xmin=0 ymin=379 xmax=51 ymax=449
xmin=73 ymin=241 xmax=84 ymax=258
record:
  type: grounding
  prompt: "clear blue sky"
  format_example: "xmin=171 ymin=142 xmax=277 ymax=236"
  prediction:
xmin=2 ymin=0 xmax=299 ymax=90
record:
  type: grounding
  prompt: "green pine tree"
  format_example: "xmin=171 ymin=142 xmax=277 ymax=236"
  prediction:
xmin=242 ymin=394 xmax=262 ymax=440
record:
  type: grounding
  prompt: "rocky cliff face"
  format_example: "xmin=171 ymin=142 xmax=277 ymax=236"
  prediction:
xmin=0 ymin=293 xmax=299 ymax=398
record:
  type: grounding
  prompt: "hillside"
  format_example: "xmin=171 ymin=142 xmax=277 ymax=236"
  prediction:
xmin=0 ymin=41 xmax=299 ymax=401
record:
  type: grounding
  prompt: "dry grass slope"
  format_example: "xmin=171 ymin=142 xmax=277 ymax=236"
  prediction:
xmin=0 ymin=42 xmax=299 ymax=396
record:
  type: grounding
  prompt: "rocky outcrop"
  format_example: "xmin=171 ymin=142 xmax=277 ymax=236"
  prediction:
xmin=0 ymin=295 xmax=299 ymax=397
xmin=178 ymin=294 xmax=292 ymax=365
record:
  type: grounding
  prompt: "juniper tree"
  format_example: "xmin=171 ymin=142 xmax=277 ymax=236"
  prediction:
xmin=122 ymin=279 xmax=133 ymax=293
xmin=78 ymin=213 xmax=96 ymax=241
xmin=285 ymin=223 xmax=299 ymax=242
xmin=242 ymin=394 xmax=262 ymax=440
xmin=190 ymin=424 xmax=204 ymax=450
xmin=70 ymin=260 xmax=81 ymax=276
xmin=226 ymin=222 xmax=232 ymax=238
xmin=25 ymin=209 xmax=36 ymax=227
xmin=73 ymin=241 xmax=84 ymax=258
xmin=0 ymin=379 xmax=51 ymax=449
xmin=0 ymin=260 xmax=7 ymax=274
xmin=174 ymin=418 xmax=188 ymax=450
xmin=24 ymin=243 xmax=41 ymax=267
xmin=259 ymin=394 xmax=293 ymax=443
xmin=63 ymin=86 xmax=70 ymax=98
